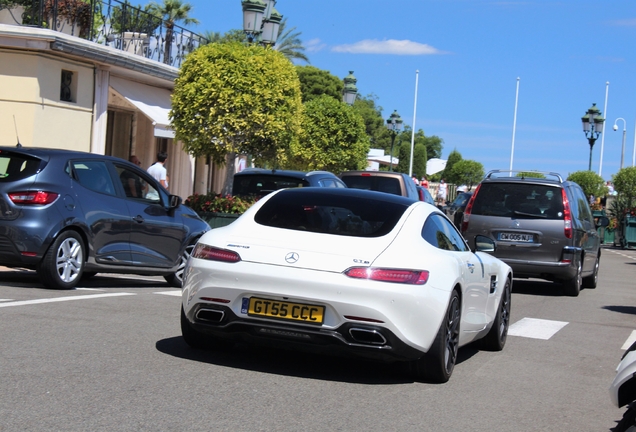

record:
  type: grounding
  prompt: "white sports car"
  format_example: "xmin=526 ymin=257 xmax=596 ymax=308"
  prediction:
xmin=181 ymin=188 xmax=512 ymax=383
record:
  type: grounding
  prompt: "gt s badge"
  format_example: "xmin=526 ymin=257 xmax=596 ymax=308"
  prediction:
xmin=353 ymin=259 xmax=370 ymax=264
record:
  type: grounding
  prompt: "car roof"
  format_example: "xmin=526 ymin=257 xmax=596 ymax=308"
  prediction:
xmin=235 ymin=168 xmax=338 ymax=179
xmin=340 ymin=170 xmax=410 ymax=178
xmin=0 ymin=146 xmax=129 ymax=164
xmin=270 ymin=186 xmax=417 ymax=205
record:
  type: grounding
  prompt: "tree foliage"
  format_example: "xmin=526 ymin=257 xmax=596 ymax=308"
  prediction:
xmin=612 ymin=166 xmax=636 ymax=205
xmin=567 ymin=170 xmax=608 ymax=199
xmin=451 ymin=159 xmax=484 ymax=189
xmin=396 ymin=142 xmax=427 ymax=178
xmin=352 ymin=94 xmax=389 ymax=150
xmin=442 ymin=149 xmax=462 ymax=183
xmin=111 ymin=0 xmax=162 ymax=34
xmin=287 ymin=95 xmax=369 ymax=173
xmin=170 ymin=42 xmax=303 ymax=167
xmin=295 ymin=66 xmax=343 ymax=103
xmin=275 ymin=17 xmax=309 ymax=63
xmin=149 ymin=0 xmax=199 ymax=63
xmin=516 ymin=171 xmax=546 ymax=179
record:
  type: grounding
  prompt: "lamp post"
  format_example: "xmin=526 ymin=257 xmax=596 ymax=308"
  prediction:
xmin=241 ymin=0 xmax=282 ymax=46
xmin=386 ymin=110 xmax=403 ymax=172
xmin=613 ymin=118 xmax=627 ymax=170
xmin=342 ymin=71 xmax=357 ymax=105
xmin=581 ymin=103 xmax=605 ymax=171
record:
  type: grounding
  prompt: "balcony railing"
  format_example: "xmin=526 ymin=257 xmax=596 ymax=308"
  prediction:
xmin=0 ymin=0 xmax=209 ymax=68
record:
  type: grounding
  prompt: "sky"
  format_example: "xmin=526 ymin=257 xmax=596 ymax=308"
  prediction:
xmin=182 ymin=0 xmax=636 ymax=181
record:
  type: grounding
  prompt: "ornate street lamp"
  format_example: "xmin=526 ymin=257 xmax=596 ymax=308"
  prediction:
xmin=386 ymin=110 xmax=403 ymax=172
xmin=241 ymin=0 xmax=282 ymax=46
xmin=613 ymin=118 xmax=627 ymax=170
xmin=342 ymin=71 xmax=358 ymax=105
xmin=581 ymin=103 xmax=605 ymax=171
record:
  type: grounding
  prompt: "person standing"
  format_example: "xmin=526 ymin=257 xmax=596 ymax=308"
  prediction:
xmin=148 ymin=151 xmax=168 ymax=189
xmin=437 ymin=179 xmax=447 ymax=206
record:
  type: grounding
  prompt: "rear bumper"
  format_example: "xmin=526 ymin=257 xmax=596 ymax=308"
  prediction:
xmin=185 ymin=302 xmax=426 ymax=362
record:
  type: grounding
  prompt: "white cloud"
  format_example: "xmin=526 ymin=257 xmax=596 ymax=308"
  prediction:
xmin=331 ymin=39 xmax=445 ymax=55
xmin=608 ymin=18 xmax=636 ymax=26
xmin=305 ymin=38 xmax=326 ymax=52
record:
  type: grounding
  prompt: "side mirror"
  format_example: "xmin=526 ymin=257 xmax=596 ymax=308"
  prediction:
xmin=169 ymin=194 xmax=182 ymax=209
xmin=473 ymin=235 xmax=496 ymax=253
xmin=595 ymin=215 xmax=609 ymax=228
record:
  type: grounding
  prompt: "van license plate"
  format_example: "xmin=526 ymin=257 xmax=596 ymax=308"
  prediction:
xmin=499 ymin=232 xmax=533 ymax=242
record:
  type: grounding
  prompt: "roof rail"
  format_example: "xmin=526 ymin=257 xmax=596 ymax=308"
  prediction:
xmin=484 ymin=170 xmax=564 ymax=183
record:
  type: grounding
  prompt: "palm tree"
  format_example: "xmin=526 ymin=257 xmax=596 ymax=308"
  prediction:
xmin=149 ymin=0 xmax=199 ymax=64
xmin=275 ymin=18 xmax=309 ymax=64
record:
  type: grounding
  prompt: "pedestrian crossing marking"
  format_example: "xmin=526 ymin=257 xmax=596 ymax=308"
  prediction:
xmin=509 ymin=317 xmax=569 ymax=340
xmin=153 ymin=291 xmax=182 ymax=297
xmin=622 ymin=330 xmax=636 ymax=350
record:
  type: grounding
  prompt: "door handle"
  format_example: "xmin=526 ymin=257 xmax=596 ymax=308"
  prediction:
xmin=132 ymin=215 xmax=144 ymax=223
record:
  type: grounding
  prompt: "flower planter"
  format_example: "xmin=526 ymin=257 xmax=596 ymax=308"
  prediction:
xmin=603 ymin=228 xmax=615 ymax=245
xmin=623 ymin=216 xmax=636 ymax=249
xmin=122 ymin=32 xmax=149 ymax=56
xmin=198 ymin=212 xmax=240 ymax=229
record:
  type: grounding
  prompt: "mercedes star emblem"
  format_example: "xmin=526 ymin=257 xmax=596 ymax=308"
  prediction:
xmin=285 ymin=252 xmax=299 ymax=263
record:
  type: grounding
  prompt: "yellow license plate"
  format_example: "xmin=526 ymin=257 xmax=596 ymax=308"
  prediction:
xmin=247 ymin=297 xmax=325 ymax=324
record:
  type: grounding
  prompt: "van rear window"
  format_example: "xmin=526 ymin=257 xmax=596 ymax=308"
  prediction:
xmin=471 ymin=183 xmax=564 ymax=219
xmin=254 ymin=190 xmax=409 ymax=237
xmin=340 ymin=176 xmax=401 ymax=196
xmin=232 ymin=175 xmax=310 ymax=197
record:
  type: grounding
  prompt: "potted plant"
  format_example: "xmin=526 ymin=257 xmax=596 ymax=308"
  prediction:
xmin=110 ymin=1 xmax=161 ymax=54
xmin=184 ymin=192 xmax=257 ymax=228
xmin=43 ymin=0 xmax=94 ymax=38
xmin=613 ymin=167 xmax=636 ymax=249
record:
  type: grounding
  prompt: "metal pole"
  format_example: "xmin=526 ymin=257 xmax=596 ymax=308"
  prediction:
xmin=588 ymin=138 xmax=594 ymax=172
xmin=389 ymin=134 xmax=395 ymax=172
xmin=621 ymin=127 xmax=626 ymax=169
xmin=509 ymin=77 xmax=520 ymax=176
xmin=408 ymin=70 xmax=419 ymax=177
xmin=599 ymin=81 xmax=609 ymax=176
xmin=633 ymin=113 xmax=636 ymax=166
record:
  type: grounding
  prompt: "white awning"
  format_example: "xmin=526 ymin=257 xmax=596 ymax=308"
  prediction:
xmin=109 ymin=76 xmax=175 ymax=138
xmin=426 ymin=158 xmax=447 ymax=175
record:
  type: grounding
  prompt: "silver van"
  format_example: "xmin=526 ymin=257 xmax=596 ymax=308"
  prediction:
xmin=461 ymin=171 xmax=609 ymax=296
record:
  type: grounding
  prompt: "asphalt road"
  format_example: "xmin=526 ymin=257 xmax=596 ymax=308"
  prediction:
xmin=1 ymin=246 xmax=635 ymax=431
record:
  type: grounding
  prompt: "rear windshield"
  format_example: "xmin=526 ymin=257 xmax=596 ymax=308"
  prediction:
xmin=232 ymin=174 xmax=310 ymax=197
xmin=0 ymin=152 xmax=43 ymax=182
xmin=471 ymin=183 xmax=564 ymax=220
xmin=341 ymin=175 xmax=401 ymax=196
xmin=254 ymin=191 xmax=410 ymax=237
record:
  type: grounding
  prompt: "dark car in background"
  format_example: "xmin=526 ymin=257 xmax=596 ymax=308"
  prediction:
xmin=339 ymin=171 xmax=421 ymax=201
xmin=417 ymin=186 xmax=436 ymax=205
xmin=0 ymin=146 xmax=209 ymax=289
xmin=460 ymin=170 xmax=608 ymax=296
xmin=232 ymin=168 xmax=346 ymax=198
xmin=443 ymin=192 xmax=473 ymax=228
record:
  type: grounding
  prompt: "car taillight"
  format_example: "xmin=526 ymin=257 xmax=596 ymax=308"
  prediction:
xmin=561 ymin=188 xmax=572 ymax=239
xmin=192 ymin=244 xmax=241 ymax=263
xmin=344 ymin=267 xmax=429 ymax=285
xmin=461 ymin=183 xmax=480 ymax=232
xmin=8 ymin=191 xmax=59 ymax=205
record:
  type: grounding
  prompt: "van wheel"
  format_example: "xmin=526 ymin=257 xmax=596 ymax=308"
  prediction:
xmin=562 ymin=259 xmax=582 ymax=297
xmin=37 ymin=231 xmax=85 ymax=290
xmin=582 ymin=254 xmax=599 ymax=289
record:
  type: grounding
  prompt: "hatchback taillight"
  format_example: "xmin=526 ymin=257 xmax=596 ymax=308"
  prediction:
xmin=561 ymin=188 xmax=572 ymax=239
xmin=192 ymin=244 xmax=241 ymax=263
xmin=345 ymin=267 xmax=429 ymax=285
xmin=8 ymin=191 xmax=59 ymax=205
xmin=461 ymin=183 xmax=480 ymax=232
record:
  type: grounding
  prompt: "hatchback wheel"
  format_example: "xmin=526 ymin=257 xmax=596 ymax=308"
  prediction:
xmin=165 ymin=241 xmax=196 ymax=288
xmin=37 ymin=231 xmax=85 ymax=290
xmin=562 ymin=259 xmax=582 ymax=297
xmin=411 ymin=290 xmax=460 ymax=383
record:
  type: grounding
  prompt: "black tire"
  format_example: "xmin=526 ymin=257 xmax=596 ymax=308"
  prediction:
xmin=615 ymin=404 xmax=636 ymax=432
xmin=37 ymin=231 xmax=85 ymax=290
xmin=562 ymin=259 xmax=582 ymax=297
xmin=165 ymin=242 xmax=196 ymax=288
xmin=582 ymin=253 xmax=600 ymax=289
xmin=81 ymin=271 xmax=98 ymax=280
xmin=181 ymin=306 xmax=209 ymax=349
xmin=411 ymin=290 xmax=461 ymax=383
xmin=480 ymin=277 xmax=511 ymax=351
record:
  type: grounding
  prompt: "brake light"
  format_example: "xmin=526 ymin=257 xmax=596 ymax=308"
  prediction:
xmin=9 ymin=191 xmax=59 ymax=205
xmin=561 ymin=188 xmax=572 ymax=239
xmin=344 ymin=267 xmax=429 ymax=285
xmin=461 ymin=183 xmax=480 ymax=232
xmin=192 ymin=244 xmax=241 ymax=263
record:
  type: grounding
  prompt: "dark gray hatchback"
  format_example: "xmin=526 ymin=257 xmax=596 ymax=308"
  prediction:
xmin=461 ymin=170 xmax=608 ymax=296
xmin=0 ymin=146 xmax=209 ymax=289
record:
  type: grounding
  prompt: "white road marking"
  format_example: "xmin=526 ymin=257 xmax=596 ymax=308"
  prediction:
xmin=76 ymin=288 xmax=105 ymax=292
xmin=622 ymin=330 xmax=636 ymax=350
xmin=0 ymin=293 xmax=136 ymax=308
xmin=0 ymin=299 xmax=13 ymax=302
xmin=509 ymin=317 xmax=569 ymax=340
xmin=153 ymin=291 xmax=182 ymax=297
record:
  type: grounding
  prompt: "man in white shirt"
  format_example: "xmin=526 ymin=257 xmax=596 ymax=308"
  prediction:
xmin=148 ymin=151 xmax=168 ymax=189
